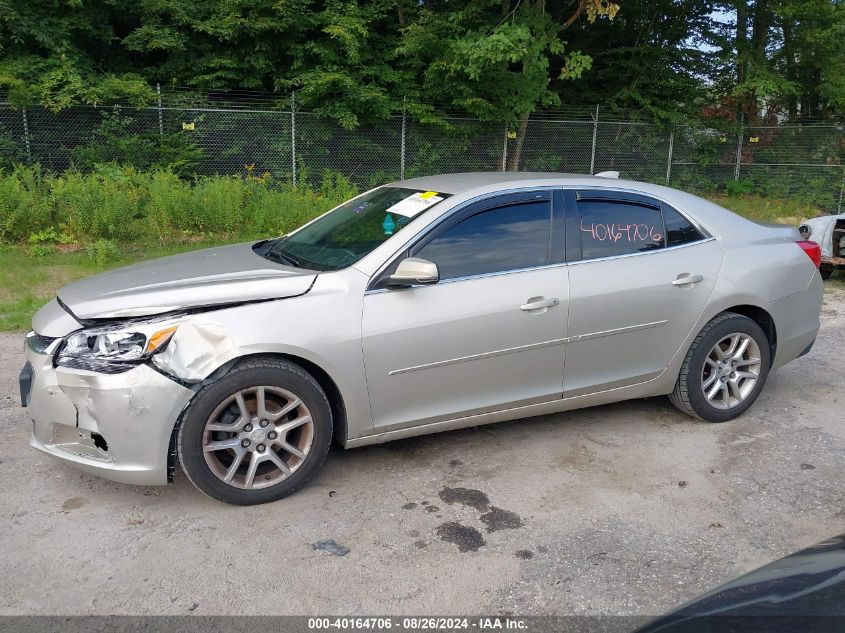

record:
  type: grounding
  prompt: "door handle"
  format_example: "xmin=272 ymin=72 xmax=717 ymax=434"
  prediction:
xmin=672 ymin=273 xmax=704 ymax=287
xmin=520 ymin=297 xmax=559 ymax=311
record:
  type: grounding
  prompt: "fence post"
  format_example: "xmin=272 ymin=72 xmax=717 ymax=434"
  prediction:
xmin=589 ymin=105 xmax=599 ymax=175
xmin=156 ymin=83 xmax=164 ymax=136
xmin=502 ymin=126 xmax=508 ymax=171
xmin=838 ymin=169 xmax=844 ymax=214
xmin=21 ymin=108 xmax=32 ymax=161
xmin=734 ymin=116 xmax=744 ymax=181
xmin=665 ymin=128 xmax=674 ymax=185
xmin=400 ymin=96 xmax=406 ymax=181
xmin=291 ymin=91 xmax=297 ymax=187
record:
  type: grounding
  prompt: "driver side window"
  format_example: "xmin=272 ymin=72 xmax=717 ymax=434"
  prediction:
xmin=413 ymin=199 xmax=552 ymax=281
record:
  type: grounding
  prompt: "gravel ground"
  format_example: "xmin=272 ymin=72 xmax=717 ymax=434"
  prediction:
xmin=0 ymin=291 xmax=843 ymax=617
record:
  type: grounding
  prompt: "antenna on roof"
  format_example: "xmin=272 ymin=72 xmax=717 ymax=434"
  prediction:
xmin=595 ymin=171 xmax=620 ymax=179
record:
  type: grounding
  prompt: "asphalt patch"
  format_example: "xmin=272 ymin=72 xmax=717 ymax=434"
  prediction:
xmin=438 ymin=487 xmax=490 ymax=511
xmin=436 ymin=522 xmax=486 ymax=552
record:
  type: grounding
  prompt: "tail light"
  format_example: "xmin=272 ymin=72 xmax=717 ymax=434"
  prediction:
xmin=797 ymin=240 xmax=821 ymax=268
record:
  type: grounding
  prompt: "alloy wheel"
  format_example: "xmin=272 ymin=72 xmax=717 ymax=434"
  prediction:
xmin=701 ymin=333 xmax=762 ymax=410
xmin=202 ymin=386 xmax=314 ymax=489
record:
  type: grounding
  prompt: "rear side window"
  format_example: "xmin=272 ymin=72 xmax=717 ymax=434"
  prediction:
xmin=663 ymin=205 xmax=704 ymax=247
xmin=414 ymin=201 xmax=551 ymax=280
xmin=577 ymin=200 xmax=665 ymax=260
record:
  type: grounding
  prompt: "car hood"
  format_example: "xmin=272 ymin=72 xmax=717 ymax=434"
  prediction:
xmin=58 ymin=242 xmax=318 ymax=319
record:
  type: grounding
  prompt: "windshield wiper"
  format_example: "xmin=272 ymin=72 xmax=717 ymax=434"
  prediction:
xmin=264 ymin=248 xmax=301 ymax=268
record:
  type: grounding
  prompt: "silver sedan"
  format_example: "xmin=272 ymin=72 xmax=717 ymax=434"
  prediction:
xmin=21 ymin=172 xmax=824 ymax=505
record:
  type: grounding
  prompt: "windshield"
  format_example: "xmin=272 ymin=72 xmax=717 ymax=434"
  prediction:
xmin=263 ymin=187 xmax=450 ymax=271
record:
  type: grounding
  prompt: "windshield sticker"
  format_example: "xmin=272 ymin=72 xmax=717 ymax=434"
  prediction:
xmin=353 ymin=201 xmax=372 ymax=214
xmin=383 ymin=213 xmax=396 ymax=235
xmin=386 ymin=191 xmax=444 ymax=218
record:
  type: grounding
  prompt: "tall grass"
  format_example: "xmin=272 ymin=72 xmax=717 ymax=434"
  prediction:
xmin=0 ymin=165 xmax=358 ymax=244
xmin=0 ymin=163 xmax=824 ymax=247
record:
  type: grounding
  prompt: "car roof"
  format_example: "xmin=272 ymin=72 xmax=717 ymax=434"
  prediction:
xmin=387 ymin=171 xmax=772 ymax=244
xmin=392 ymin=172 xmax=626 ymax=195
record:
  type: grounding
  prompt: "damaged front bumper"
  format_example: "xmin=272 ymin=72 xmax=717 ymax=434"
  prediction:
xmin=24 ymin=344 xmax=194 ymax=485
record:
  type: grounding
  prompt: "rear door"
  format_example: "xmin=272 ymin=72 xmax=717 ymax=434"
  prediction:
xmin=563 ymin=189 xmax=723 ymax=396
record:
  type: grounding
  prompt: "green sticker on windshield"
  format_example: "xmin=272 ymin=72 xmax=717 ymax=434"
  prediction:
xmin=383 ymin=213 xmax=396 ymax=235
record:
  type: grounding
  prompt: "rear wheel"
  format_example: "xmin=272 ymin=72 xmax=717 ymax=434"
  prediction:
xmin=669 ymin=313 xmax=771 ymax=422
xmin=178 ymin=358 xmax=332 ymax=505
xmin=819 ymin=265 xmax=834 ymax=280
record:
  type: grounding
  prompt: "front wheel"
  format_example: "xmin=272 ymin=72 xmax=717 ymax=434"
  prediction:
xmin=178 ymin=358 xmax=333 ymax=505
xmin=669 ymin=313 xmax=771 ymax=422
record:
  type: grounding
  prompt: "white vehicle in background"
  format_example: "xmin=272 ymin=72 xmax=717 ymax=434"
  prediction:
xmin=800 ymin=213 xmax=845 ymax=279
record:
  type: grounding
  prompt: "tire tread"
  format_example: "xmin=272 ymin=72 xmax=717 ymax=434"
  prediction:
xmin=669 ymin=312 xmax=756 ymax=421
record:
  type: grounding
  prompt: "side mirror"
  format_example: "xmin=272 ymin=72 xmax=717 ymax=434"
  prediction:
xmin=387 ymin=257 xmax=439 ymax=287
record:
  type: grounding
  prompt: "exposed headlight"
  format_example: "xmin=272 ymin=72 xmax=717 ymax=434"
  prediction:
xmin=56 ymin=320 xmax=180 ymax=373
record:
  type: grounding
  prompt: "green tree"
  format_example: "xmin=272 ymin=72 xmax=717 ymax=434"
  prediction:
xmin=562 ymin=0 xmax=718 ymax=121
xmin=399 ymin=0 xmax=619 ymax=168
xmin=706 ymin=0 xmax=844 ymax=122
xmin=0 ymin=0 xmax=154 ymax=109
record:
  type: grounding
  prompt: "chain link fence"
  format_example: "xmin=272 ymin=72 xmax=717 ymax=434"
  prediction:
xmin=1 ymin=98 xmax=843 ymax=212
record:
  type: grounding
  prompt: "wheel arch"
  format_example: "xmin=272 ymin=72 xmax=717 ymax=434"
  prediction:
xmin=169 ymin=351 xmax=348 ymax=479
xmin=718 ymin=304 xmax=777 ymax=367
xmin=667 ymin=300 xmax=778 ymax=395
xmin=225 ymin=352 xmax=349 ymax=448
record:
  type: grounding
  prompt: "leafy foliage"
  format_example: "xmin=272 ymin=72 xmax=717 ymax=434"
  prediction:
xmin=1 ymin=0 xmax=843 ymax=128
xmin=71 ymin=110 xmax=202 ymax=176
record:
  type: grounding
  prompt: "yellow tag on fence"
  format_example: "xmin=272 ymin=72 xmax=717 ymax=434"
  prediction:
xmin=182 ymin=122 xmax=195 ymax=131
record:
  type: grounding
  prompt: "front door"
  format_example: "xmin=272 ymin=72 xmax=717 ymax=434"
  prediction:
xmin=361 ymin=191 xmax=570 ymax=432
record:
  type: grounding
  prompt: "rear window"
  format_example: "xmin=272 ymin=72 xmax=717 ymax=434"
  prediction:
xmin=664 ymin=205 xmax=704 ymax=247
xmin=577 ymin=200 xmax=665 ymax=260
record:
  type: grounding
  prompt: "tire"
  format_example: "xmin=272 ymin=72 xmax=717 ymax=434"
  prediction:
xmin=669 ymin=312 xmax=771 ymax=423
xmin=178 ymin=357 xmax=333 ymax=505
xmin=819 ymin=265 xmax=833 ymax=280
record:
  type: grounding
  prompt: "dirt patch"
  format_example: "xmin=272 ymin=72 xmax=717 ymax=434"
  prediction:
xmin=438 ymin=487 xmax=490 ymax=511
xmin=480 ymin=507 xmax=523 ymax=532
xmin=436 ymin=522 xmax=486 ymax=553
xmin=61 ymin=497 xmax=88 ymax=511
